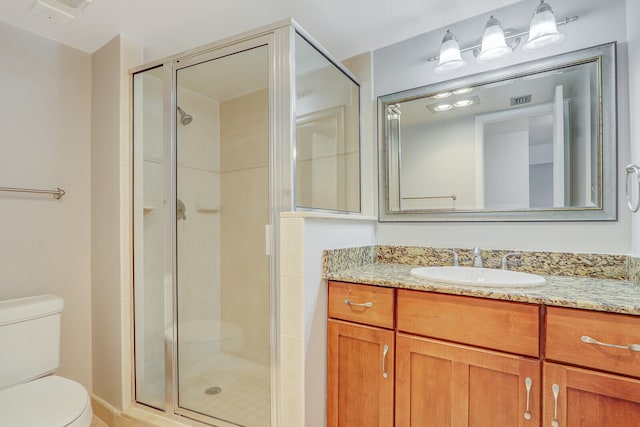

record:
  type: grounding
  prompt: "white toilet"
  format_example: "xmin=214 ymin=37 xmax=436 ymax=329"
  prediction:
xmin=0 ymin=295 xmax=92 ymax=426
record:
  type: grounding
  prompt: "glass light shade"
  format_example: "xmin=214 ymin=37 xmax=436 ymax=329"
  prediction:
xmin=435 ymin=30 xmax=466 ymax=73
xmin=523 ymin=1 xmax=564 ymax=51
xmin=477 ymin=16 xmax=512 ymax=63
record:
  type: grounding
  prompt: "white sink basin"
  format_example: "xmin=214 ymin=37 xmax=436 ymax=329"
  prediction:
xmin=410 ymin=266 xmax=546 ymax=288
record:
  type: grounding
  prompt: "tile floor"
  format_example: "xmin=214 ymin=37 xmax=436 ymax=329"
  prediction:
xmin=178 ymin=352 xmax=271 ymax=426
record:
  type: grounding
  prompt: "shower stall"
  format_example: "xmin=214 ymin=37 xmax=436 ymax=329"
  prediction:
xmin=131 ymin=21 xmax=360 ymax=426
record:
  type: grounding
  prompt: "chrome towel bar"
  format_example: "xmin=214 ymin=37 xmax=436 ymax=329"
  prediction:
xmin=401 ymin=194 xmax=457 ymax=201
xmin=0 ymin=186 xmax=66 ymax=199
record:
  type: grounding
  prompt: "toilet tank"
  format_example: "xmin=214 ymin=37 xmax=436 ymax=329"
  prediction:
xmin=0 ymin=295 xmax=63 ymax=390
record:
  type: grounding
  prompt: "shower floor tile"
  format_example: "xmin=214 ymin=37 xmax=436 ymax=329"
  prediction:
xmin=179 ymin=352 xmax=270 ymax=427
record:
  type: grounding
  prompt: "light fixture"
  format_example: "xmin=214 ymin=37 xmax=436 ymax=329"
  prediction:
xmin=454 ymin=99 xmax=474 ymax=107
xmin=434 ymin=30 xmax=466 ymax=73
xmin=427 ymin=2 xmax=577 ymax=73
xmin=433 ymin=91 xmax=452 ymax=99
xmin=452 ymin=87 xmax=473 ymax=95
xmin=523 ymin=0 xmax=565 ymax=51
xmin=428 ymin=95 xmax=480 ymax=112
xmin=434 ymin=103 xmax=453 ymax=112
xmin=477 ymin=15 xmax=512 ymax=63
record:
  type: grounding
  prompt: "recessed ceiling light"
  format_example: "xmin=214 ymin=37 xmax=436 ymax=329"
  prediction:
xmin=434 ymin=103 xmax=453 ymax=112
xmin=454 ymin=99 xmax=474 ymax=107
xmin=433 ymin=92 xmax=452 ymax=99
xmin=452 ymin=87 xmax=473 ymax=95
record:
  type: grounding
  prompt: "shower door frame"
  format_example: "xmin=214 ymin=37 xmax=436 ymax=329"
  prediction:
xmin=131 ymin=21 xmax=296 ymax=427
xmin=169 ymin=34 xmax=281 ymax=427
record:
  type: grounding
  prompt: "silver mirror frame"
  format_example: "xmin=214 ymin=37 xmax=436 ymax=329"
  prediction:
xmin=378 ymin=42 xmax=617 ymax=222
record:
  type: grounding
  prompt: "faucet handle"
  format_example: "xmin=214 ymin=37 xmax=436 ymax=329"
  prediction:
xmin=442 ymin=250 xmax=459 ymax=267
xmin=501 ymin=252 xmax=520 ymax=270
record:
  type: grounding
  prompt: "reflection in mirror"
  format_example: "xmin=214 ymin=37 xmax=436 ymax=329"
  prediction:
xmin=295 ymin=33 xmax=361 ymax=213
xmin=380 ymin=43 xmax=616 ymax=221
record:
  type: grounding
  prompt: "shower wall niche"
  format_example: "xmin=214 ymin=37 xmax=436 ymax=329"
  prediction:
xmin=132 ymin=21 xmax=360 ymax=427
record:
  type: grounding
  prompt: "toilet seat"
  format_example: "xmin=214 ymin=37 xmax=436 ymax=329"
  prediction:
xmin=0 ymin=375 xmax=92 ymax=426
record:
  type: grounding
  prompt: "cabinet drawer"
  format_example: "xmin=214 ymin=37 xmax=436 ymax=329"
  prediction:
xmin=397 ymin=290 xmax=540 ymax=357
xmin=328 ymin=281 xmax=395 ymax=329
xmin=546 ymin=306 xmax=640 ymax=378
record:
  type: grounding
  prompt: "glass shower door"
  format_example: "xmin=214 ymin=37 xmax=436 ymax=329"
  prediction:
xmin=175 ymin=45 xmax=271 ymax=426
xmin=132 ymin=66 xmax=167 ymax=410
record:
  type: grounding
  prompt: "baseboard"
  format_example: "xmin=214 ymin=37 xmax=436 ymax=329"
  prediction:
xmin=91 ymin=394 xmax=197 ymax=427
xmin=90 ymin=395 xmax=119 ymax=426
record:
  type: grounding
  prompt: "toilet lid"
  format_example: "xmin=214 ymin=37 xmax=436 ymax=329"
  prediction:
xmin=0 ymin=375 xmax=90 ymax=427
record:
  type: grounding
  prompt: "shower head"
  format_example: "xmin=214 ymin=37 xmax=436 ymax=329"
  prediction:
xmin=177 ymin=106 xmax=193 ymax=126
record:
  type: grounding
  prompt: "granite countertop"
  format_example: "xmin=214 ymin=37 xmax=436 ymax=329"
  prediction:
xmin=325 ymin=263 xmax=640 ymax=316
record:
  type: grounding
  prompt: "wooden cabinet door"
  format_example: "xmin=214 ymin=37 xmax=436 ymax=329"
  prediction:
xmin=396 ymin=333 xmax=541 ymax=427
xmin=327 ymin=319 xmax=395 ymax=427
xmin=543 ymin=362 xmax=640 ymax=427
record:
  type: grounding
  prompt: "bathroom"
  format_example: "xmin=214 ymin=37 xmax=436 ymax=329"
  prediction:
xmin=0 ymin=0 xmax=638 ymax=426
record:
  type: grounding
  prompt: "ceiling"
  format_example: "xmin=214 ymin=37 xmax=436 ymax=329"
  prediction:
xmin=0 ymin=0 xmax=523 ymax=63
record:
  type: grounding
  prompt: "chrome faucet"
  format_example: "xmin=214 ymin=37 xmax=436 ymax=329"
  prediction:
xmin=442 ymin=250 xmax=459 ymax=267
xmin=472 ymin=246 xmax=483 ymax=268
xmin=501 ymin=253 xmax=520 ymax=270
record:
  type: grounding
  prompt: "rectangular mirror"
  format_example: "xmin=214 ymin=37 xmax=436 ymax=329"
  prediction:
xmin=379 ymin=43 xmax=616 ymax=222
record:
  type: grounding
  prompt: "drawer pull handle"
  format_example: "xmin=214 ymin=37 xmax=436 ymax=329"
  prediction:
xmin=344 ymin=299 xmax=373 ymax=308
xmin=524 ymin=377 xmax=532 ymax=420
xmin=382 ymin=344 xmax=389 ymax=379
xmin=551 ymin=383 xmax=560 ymax=427
xmin=581 ymin=335 xmax=640 ymax=352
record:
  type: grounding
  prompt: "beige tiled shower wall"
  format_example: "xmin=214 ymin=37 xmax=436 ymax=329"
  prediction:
xmin=219 ymin=88 xmax=271 ymax=365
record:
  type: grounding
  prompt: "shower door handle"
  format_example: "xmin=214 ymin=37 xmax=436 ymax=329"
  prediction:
xmin=265 ymin=224 xmax=272 ymax=256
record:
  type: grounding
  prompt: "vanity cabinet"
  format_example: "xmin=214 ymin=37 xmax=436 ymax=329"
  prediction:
xmin=327 ymin=282 xmax=395 ymax=427
xmin=396 ymin=333 xmax=541 ymax=426
xmin=395 ymin=290 xmax=541 ymax=426
xmin=327 ymin=281 xmax=640 ymax=426
xmin=543 ymin=362 xmax=640 ymax=427
xmin=542 ymin=306 xmax=640 ymax=426
xmin=396 ymin=290 xmax=540 ymax=357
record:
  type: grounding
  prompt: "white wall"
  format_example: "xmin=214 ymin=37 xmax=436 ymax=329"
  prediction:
xmin=373 ymin=0 xmax=632 ymax=254
xmin=91 ymin=35 xmax=143 ymax=409
xmin=401 ymin=117 xmax=476 ymax=210
xmin=302 ymin=220 xmax=375 ymax=427
xmin=628 ymin=0 xmax=640 ymax=255
xmin=0 ymin=22 xmax=92 ymax=389
xmin=279 ymin=216 xmax=375 ymax=427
